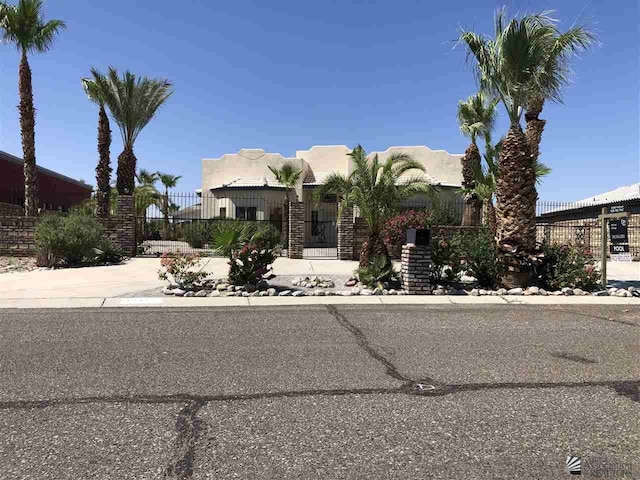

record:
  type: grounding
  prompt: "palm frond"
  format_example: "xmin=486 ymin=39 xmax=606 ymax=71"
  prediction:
xmin=0 ymin=0 xmax=65 ymax=53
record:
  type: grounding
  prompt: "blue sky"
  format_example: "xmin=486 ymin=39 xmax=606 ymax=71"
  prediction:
xmin=0 ymin=0 xmax=638 ymax=201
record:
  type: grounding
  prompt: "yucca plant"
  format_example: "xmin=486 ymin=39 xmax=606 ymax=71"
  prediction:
xmin=95 ymin=68 xmax=173 ymax=195
xmin=1 ymin=0 xmax=65 ymax=215
xmin=315 ymin=145 xmax=437 ymax=267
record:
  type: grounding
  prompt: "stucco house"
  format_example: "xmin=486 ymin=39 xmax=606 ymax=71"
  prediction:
xmin=197 ymin=145 xmax=463 ymax=247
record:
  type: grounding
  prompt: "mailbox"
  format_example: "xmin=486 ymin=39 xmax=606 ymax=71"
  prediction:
xmin=406 ymin=228 xmax=431 ymax=246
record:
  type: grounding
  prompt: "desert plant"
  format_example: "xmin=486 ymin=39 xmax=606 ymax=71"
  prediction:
xmin=183 ymin=222 xmax=214 ymax=249
xmin=93 ymin=239 xmax=124 ymax=264
xmin=34 ymin=213 xmax=65 ymax=266
xmin=211 ymin=220 xmax=280 ymax=259
xmin=538 ymin=243 xmax=600 ymax=291
xmin=35 ymin=212 xmax=104 ymax=266
xmin=158 ymin=252 xmax=207 ymax=288
xmin=1 ymin=0 xmax=65 ymax=215
xmin=431 ymin=232 xmax=463 ymax=286
xmin=228 ymin=243 xmax=276 ymax=286
xmin=97 ymin=68 xmax=173 ymax=195
xmin=315 ymin=145 xmax=437 ymax=267
xmin=459 ymin=229 xmax=501 ymax=288
xmin=356 ymin=255 xmax=398 ymax=289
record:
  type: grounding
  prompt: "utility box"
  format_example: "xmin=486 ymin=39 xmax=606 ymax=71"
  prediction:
xmin=405 ymin=228 xmax=431 ymax=246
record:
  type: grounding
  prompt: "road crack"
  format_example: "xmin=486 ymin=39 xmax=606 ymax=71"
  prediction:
xmin=164 ymin=399 xmax=206 ymax=479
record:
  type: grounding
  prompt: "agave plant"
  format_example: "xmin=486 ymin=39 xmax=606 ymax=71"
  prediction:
xmin=356 ymin=255 xmax=398 ymax=290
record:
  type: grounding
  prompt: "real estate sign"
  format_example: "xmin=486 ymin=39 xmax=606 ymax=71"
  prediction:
xmin=608 ymin=216 xmax=631 ymax=261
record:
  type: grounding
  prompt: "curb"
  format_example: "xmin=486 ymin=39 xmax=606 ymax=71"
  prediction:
xmin=0 ymin=295 xmax=637 ymax=309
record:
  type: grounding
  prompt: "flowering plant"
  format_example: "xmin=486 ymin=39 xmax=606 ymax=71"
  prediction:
xmin=158 ymin=252 xmax=208 ymax=288
xmin=383 ymin=210 xmax=433 ymax=257
xmin=228 ymin=243 xmax=276 ymax=286
xmin=538 ymin=243 xmax=600 ymax=290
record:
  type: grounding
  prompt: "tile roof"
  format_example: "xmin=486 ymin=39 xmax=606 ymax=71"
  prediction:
xmin=211 ymin=176 xmax=286 ymax=189
xmin=303 ymin=171 xmax=333 ymax=186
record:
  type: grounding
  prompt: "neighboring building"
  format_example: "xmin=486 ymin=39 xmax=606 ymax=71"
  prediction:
xmin=537 ymin=183 xmax=640 ymax=259
xmin=0 ymin=150 xmax=93 ymax=212
xmin=199 ymin=145 xmax=463 ymax=247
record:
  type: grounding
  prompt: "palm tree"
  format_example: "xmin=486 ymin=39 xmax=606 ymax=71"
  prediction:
xmin=524 ymin=19 xmax=596 ymax=165
xmin=156 ymin=172 xmax=182 ymax=239
xmin=315 ymin=145 xmax=437 ymax=267
xmin=81 ymin=69 xmax=112 ymax=217
xmin=97 ymin=68 xmax=173 ymax=195
xmin=456 ymin=92 xmax=497 ymax=226
xmin=1 ymin=0 xmax=65 ymax=215
xmin=268 ymin=161 xmax=303 ymax=239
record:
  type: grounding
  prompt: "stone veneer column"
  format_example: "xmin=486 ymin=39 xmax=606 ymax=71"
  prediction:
xmin=116 ymin=195 xmax=136 ymax=256
xmin=288 ymin=202 xmax=305 ymax=259
xmin=337 ymin=204 xmax=354 ymax=260
xmin=401 ymin=243 xmax=433 ymax=294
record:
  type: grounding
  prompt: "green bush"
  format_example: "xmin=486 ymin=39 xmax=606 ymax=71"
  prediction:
xmin=183 ymin=222 xmax=214 ymax=248
xmin=35 ymin=212 xmax=117 ymax=267
xmin=228 ymin=243 xmax=276 ymax=286
xmin=538 ymin=243 xmax=600 ymax=291
xmin=431 ymin=231 xmax=463 ymax=286
xmin=459 ymin=229 xmax=501 ymax=289
xmin=212 ymin=220 xmax=281 ymax=258
xmin=93 ymin=239 xmax=124 ymax=264
xmin=356 ymin=255 xmax=398 ymax=289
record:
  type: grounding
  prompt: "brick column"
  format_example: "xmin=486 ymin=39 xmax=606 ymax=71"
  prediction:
xmin=353 ymin=217 xmax=369 ymax=261
xmin=116 ymin=195 xmax=136 ymax=256
xmin=288 ymin=202 xmax=305 ymax=259
xmin=401 ymin=244 xmax=433 ymax=295
xmin=337 ymin=204 xmax=354 ymax=260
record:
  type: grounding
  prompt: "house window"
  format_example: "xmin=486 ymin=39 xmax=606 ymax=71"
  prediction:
xmin=311 ymin=210 xmax=319 ymax=235
xmin=236 ymin=206 xmax=257 ymax=221
xmin=219 ymin=207 xmax=226 ymax=218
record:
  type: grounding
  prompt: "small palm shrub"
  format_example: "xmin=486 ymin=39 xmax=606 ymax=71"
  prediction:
xmin=459 ymin=229 xmax=500 ymax=288
xmin=212 ymin=221 xmax=281 ymax=259
xmin=538 ymin=243 xmax=600 ymax=291
xmin=158 ymin=252 xmax=208 ymax=288
xmin=228 ymin=243 xmax=276 ymax=286
xmin=356 ymin=255 xmax=398 ymax=289
xmin=93 ymin=239 xmax=124 ymax=264
xmin=35 ymin=212 xmax=105 ymax=266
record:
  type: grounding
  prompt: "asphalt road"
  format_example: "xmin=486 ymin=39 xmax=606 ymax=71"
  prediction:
xmin=0 ymin=305 xmax=638 ymax=479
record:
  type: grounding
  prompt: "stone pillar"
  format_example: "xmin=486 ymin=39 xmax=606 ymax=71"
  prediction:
xmin=116 ymin=195 xmax=136 ymax=256
xmin=337 ymin=204 xmax=354 ymax=260
xmin=401 ymin=243 xmax=433 ymax=295
xmin=288 ymin=202 xmax=304 ymax=259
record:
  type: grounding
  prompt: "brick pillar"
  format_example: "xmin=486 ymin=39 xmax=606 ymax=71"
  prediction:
xmin=353 ymin=217 xmax=369 ymax=261
xmin=337 ymin=204 xmax=354 ymax=260
xmin=401 ymin=243 xmax=433 ymax=295
xmin=116 ymin=195 xmax=136 ymax=256
xmin=288 ymin=202 xmax=304 ymax=259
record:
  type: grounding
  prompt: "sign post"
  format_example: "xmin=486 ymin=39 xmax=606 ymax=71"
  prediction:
xmin=598 ymin=206 xmax=630 ymax=289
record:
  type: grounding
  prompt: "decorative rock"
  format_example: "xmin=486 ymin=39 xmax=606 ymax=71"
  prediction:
xmin=539 ymin=288 xmax=548 ymax=296
xmin=470 ymin=289 xmax=480 ymax=296
xmin=162 ymin=287 xmax=174 ymax=296
xmin=573 ymin=288 xmax=585 ymax=296
xmin=208 ymin=290 xmax=221 ymax=297
xmin=525 ymin=286 xmax=539 ymax=296
xmin=617 ymin=289 xmax=631 ymax=297
xmin=479 ymin=289 xmax=487 ymax=296
xmin=245 ymin=284 xmax=257 ymax=293
xmin=259 ymin=291 xmax=268 ymax=296
xmin=172 ymin=289 xmax=186 ymax=297
xmin=388 ymin=289 xmax=397 ymax=295
xmin=292 ymin=290 xmax=305 ymax=297
xmin=397 ymin=290 xmax=407 ymax=295
xmin=233 ymin=291 xmax=242 ymax=297
xmin=250 ymin=291 xmax=260 ymax=297
xmin=338 ymin=290 xmax=352 ymax=296
xmin=216 ymin=284 xmax=229 ymax=291
xmin=314 ymin=289 xmax=326 ymax=296
xmin=278 ymin=290 xmax=292 ymax=297
xmin=507 ymin=288 xmax=523 ymax=295
xmin=608 ymin=287 xmax=618 ymax=295
xmin=382 ymin=289 xmax=389 ymax=295
xmin=184 ymin=291 xmax=195 ymax=297
xmin=628 ymin=286 xmax=636 ymax=293
xmin=351 ymin=286 xmax=361 ymax=295
xmin=305 ymin=283 xmax=314 ymax=288
xmin=496 ymin=288 xmax=507 ymax=296
xmin=551 ymin=290 xmax=563 ymax=296
xmin=267 ymin=288 xmax=277 ymax=296
xmin=168 ymin=283 xmax=179 ymax=290
xmin=372 ymin=287 xmax=383 ymax=295
xmin=592 ymin=290 xmax=608 ymax=296
xmin=360 ymin=289 xmax=373 ymax=296
xmin=433 ymin=289 xmax=445 ymax=296
xmin=291 ymin=277 xmax=301 ymax=286
xmin=345 ymin=279 xmax=357 ymax=287
xmin=195 ymin=290 xmax=208 ymax=297
xmin=561 ymin=287 xmax=574 ymax=296
xmin=226 ymin=285 xmax=234 ymax=292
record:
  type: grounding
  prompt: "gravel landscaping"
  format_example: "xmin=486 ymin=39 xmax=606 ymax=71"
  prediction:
xmin=0 ymin=256 xmax=38 ymax=274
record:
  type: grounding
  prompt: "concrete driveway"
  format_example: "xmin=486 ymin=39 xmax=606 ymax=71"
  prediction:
xmin=0 ymin=305 xmax=637 ymax=478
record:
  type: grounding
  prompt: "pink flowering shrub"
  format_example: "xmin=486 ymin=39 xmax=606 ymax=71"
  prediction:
xmin=539 ymin=243 xmax=600 ymax=291
xmin=158 ymin=252 xmax=207 ymax=288
xmin=383 ymin=210 xmax=433 ymax=257
xmin=228 ymin=243 xmax=276 ymax=286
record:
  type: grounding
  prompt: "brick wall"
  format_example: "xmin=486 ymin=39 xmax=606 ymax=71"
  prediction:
xmin=337 ymin=204 xmax=354 ymax=260
xmin=0 ymin=216 xmax=37 ymax=256
xmin=353 ymin=217 xmax=368 ymax=261
xmin=0 ymin=202 xmax=24 ymax=217
xmin=401 ymin=244 xmax=433 ymax=295
xmin=97 ymin=195 xmax=136 ymax=256
xmin=288 ymin=202 xmax=305 ymax=259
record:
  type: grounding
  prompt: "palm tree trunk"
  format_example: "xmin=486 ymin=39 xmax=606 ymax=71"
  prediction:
xmin=484 ymin=197 xmax=497 ymax=237
xmin=495 ymin=124 xmax=537 ymax=251
xmin=95 ymin=105 xmax=112 ymax=217
xmin=162 ymin=190 xmax=170 ymax=239
xmin=525 ymin=96 xmax=546 ymax=163
xmin=461 ymin=143 xmax=482 ymax=226
xmin=116 ymin=146 xmax=136 ymax=195
xmin=360 ymin=227 xmax=389 ymax=268
xmin=19 ymin=51 xmax=38 ymax=216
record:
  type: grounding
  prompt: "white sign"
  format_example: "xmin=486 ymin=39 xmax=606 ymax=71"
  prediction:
xmin=611 ymin=253 xmax=632 ymax=262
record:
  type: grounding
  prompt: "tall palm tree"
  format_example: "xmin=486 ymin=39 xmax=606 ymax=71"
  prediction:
xmin=156 ymin=172 xmax=181 ymax=238
xmin=315 ymin=145 xmax=437 ymax=267
xmin=456 ymin=92 xmax=497 ymax=226
xmin=1 ymin=0 xmax=65 ymax=215
xmin=459 ymin=9 xmax=565 ymax=251
xmin=524 ymin=19 xmax=596 ymax=165
xmin=134 ymin=169 xmax=160 ymax=216
xmin=268 ymin=161 xmax=303 ymax=242
xmin=81 ymin=69 xmax=112 ymax=217
xmin=97 ymin=68 xmax=173 ymax=195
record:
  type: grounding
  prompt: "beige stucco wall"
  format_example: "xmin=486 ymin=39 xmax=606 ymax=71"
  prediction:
xmin=372 ymin=146 xmax=463 ymax=186
xmin=296 ymin=145 xmax=352 ymax=176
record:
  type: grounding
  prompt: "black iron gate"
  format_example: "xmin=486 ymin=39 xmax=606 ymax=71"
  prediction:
xmin=304 ymin=198 xmax=338 ymax=258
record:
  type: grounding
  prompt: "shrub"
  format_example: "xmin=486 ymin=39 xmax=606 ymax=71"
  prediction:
xmin=538 ymin=243 xmax=600 ymax=291
xmin=35 ymin=212 xmax=104 ymax=266
xmin=228 ymin=243 xmax=276 ymax=286
xmin=212 ymin=220 xmax=281 ymax=259
xmin=158 ymin=252 xmax=208 ymax=288
xmin=356 ymin=255 xmax=398 ymax=289
xmin=459 ymin=229 xmax=500 ymax=289
xmin=383 ymin=210 xmax=432 ymax=257
xmin=93 ymin=239 xmax=124 ymax=264
xmin=431 ymin=231 xmax=463 ymax=286
xmin=183 ymin=222 xmax=214 ymax=248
